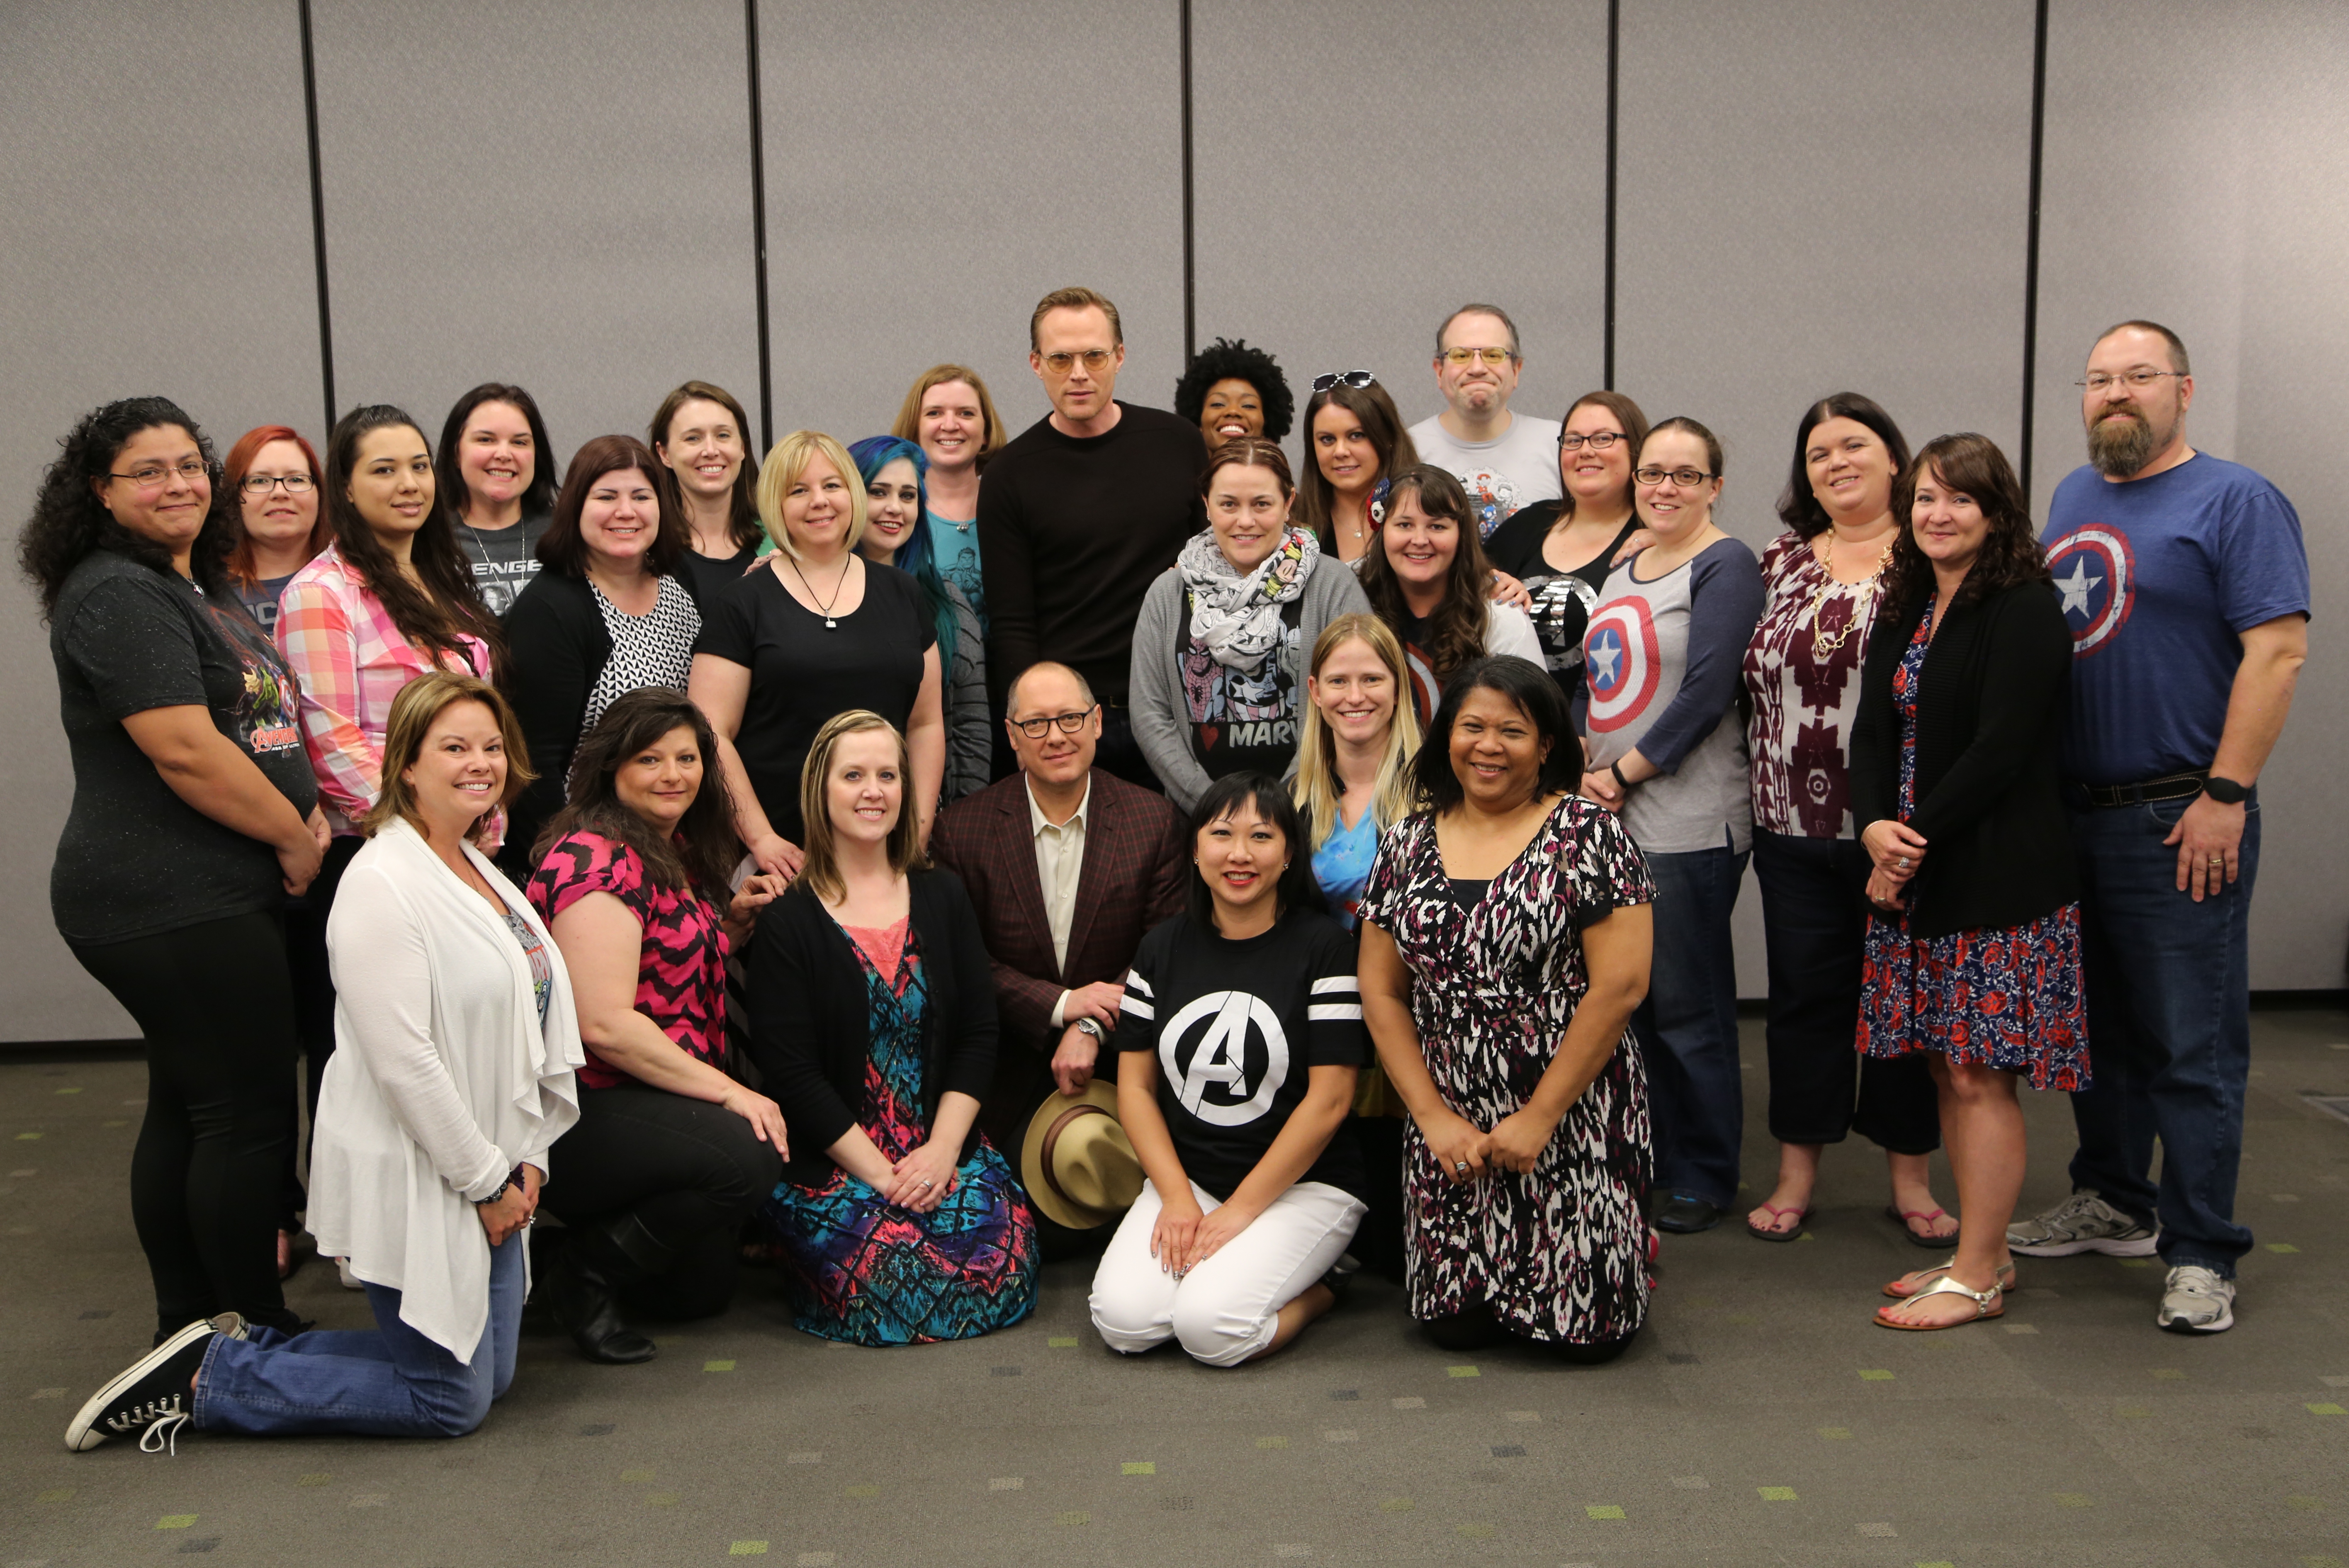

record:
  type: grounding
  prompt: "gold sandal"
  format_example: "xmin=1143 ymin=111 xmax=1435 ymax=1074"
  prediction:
xmin=1883 ymin=1257 xmax=2016 ymax=1300
xmin=1875 ymin=1273 xmax=2003 ymax=1331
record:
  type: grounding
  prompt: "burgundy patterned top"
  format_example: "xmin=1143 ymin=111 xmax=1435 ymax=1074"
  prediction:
xmin=1741 ymin=532 xmax=1887 ymax=839
xmin=528 ymin=829 xmax=729 ymax=1091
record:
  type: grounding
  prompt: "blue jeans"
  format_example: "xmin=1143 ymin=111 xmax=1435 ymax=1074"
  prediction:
xmin=193 ymin=1233 xmax=523 ymax=1437
xmin=2064 ymin=794 xmax=2260 ymax=1276
xmin=1635 ymin=842 xmax=1749 ymax=1210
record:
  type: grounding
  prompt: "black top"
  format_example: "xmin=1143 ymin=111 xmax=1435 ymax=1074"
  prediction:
xmin=1484 ymin=502 xmax=1641 ymax=707
xmin=47 ymin=551 xmax=319 ymax=943
xmin=693 ymin=558 xmax=935 ymax=844
xmin=1850 ymin=579 xmax=2079 ymax=940
xmin=978 ymin=402 xmax=1207 ymax=708
xmin=675 ymin=543 xmax=760 ymax=615
xmin=747 ymin=868 xmax=998 ymax=1186
xmin=498 ymin=571 xmax=614 ymax=881
xmin=453 ymin=508 xmax=552 ymax=619
xmin=1119 ymin=908 xmax=1368 ymax=1202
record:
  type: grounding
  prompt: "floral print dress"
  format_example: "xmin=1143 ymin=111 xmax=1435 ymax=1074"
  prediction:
xmin=1857 ymin=607 xmax=2089 ymax=1091
xmin=763 ymin=918 xmax=1039 ymax=1346
xmin=1357 ymin=796 xmax=1657 ymax=1346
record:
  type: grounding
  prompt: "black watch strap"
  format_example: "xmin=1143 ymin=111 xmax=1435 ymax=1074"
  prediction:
xmin=2201 ymin=774 xmax=2249 ymax=805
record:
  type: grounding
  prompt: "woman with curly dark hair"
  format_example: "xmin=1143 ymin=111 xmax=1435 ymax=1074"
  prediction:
xmin=22 ymin=396 xmax=327 ymax=1344
xmin=1355 ymin=465 xmax=1540 ymax=723
xmin=1853 ymin=432 xmax=2083 ymax=1332
xmin=1173 ymin=338 xmax=1295 ymax=450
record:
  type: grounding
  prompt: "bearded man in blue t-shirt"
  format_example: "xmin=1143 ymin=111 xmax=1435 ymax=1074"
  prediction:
xmin=2006 ymin=321 xmax=2310 ymax=1336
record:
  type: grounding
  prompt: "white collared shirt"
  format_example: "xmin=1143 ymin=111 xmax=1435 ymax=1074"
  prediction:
xmin=1028 ymin=774 xmax=1092 ymax=1026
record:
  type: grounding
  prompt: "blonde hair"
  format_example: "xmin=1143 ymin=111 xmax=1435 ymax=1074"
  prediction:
xmin=363 ymin=670 xmax=535 ymax=841
xmin=795 ymin=710 xmax=929 ymax=903
xmin=754 ymin=430 xmax=866 ymax=561
xmin=891 ymin=365 xmax=1009 ymax=474
xmin=1292 ymin=613 xmax=1423 ymax=847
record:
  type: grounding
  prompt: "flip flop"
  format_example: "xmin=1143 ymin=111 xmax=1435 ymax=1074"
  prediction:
xmin=1886 ymin=1203 xmax=1960 ymax=1248
xmin=1745 ymin=1202 xmax=1810 ymax=1243
xmin=1874 ymin=1273 xmax=2003 ymax=1330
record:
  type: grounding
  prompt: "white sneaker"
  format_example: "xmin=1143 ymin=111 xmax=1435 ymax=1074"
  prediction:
xmin=2157 ymin=1264 xmax=2235 ymax=1334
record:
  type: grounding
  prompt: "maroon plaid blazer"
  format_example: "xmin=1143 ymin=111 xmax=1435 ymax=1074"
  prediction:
xmin=931 ymin=768 xmax=1187 ymax=1142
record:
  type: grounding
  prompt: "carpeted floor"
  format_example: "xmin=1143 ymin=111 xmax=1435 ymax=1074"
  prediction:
xmin=4 ymin=1008 xmax=2347 ymax=1568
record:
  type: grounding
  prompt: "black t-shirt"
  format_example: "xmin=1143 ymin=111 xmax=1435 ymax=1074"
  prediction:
xmin=453 ymin=508 xmax=552 ymax=619
xmin=675 ymin=542 xmax=761 ymax=616
xmin=1119 ymin=908 xmax=1369 ymax=1202
xmin=1484 ymin=502 xmax=1640 ymax=706
xmin=693 ymin=557 xmax=935 ymax=844
xmin=48 ymin=551 xmax=319 ymax=943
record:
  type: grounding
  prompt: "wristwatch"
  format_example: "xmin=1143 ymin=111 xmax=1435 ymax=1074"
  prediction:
xmin=2201 ymin=774 xmax=2249 ymax=805
xmin=1074 ymin=1017 xmax=1106 ymax=1043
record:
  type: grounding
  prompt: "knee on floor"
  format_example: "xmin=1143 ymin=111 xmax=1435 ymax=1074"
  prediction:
xmin=1169 ymin=1296 xmax=1269 ymax=1369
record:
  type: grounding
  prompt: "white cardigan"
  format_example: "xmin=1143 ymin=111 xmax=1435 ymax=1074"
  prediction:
xmin=307 ymin=817 xmax=582 ymax=1362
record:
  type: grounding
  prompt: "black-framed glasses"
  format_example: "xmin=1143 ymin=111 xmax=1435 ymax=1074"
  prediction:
xmin=1311 ymin=370 xmax=1376 ymax=393
xmin=1010 ymin=707 xmax=1096 ymax=739
xmin=1040 ymin=349 xmax=1114 ymax=375
xmin=240 ymin=473 xmax=316 ymax=496
xmin=107 ymin=459 xmax=207 ymax=489
xmin=1559 ymin=431 xmax=1625 ymax=451
xmin=2076 ymin=369 xmax=2186 ymax=392
xmin=1634 ymin=465 xmax=1716 ymax=487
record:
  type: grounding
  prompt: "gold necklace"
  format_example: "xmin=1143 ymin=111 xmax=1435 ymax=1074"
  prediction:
xmin=1804 ymin=532 xmax=1894 ymax=656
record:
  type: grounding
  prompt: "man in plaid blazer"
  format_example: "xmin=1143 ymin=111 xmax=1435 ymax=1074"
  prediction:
xmin=931 ymin=662 xmax=1187 ymax=1164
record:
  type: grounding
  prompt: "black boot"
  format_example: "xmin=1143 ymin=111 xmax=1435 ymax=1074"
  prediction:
xmin=549 ymin=1215 xmax=671 ymax=1365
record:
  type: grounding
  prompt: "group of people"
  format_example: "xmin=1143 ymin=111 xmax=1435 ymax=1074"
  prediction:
xmin=25 ymin=286 xmax=2306 ymax=1455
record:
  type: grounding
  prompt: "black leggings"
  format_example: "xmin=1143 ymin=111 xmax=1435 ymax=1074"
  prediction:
xmin=69 ymin=912 xmax=302 ymax=1339
xmin=538 ymin=1083 xmax=780 ymax=1318
xmin=282 ymin=834 xmax=365 ymax=1220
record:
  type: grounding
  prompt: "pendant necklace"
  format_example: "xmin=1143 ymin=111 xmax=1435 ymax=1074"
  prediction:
xmin=791 ymin=554 xmax=853 ymax=629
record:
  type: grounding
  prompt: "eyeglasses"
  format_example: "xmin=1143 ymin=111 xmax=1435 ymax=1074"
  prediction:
xmin=2076 ymin=369 xmax=2186 ymax=392
xmin=240 ymin=473 xmax=316 ymax=496
xmin=1040 ymin=350 xmax=1115 ymax=376
xmin=1558 ymin=431 xmax=1625 ymax=451
xmin=1441 ymin=347 xmax=1516 ymax=368
xmin=1010 ymin=707 xmax=1096 ymax=739
xmin=1312 ymin=370 xmax=1376 ymax=393
xmin=107 ymin=459 xmax=208 ymax=489
xmin=1634 ymin=465 xmax=1716 ymax=488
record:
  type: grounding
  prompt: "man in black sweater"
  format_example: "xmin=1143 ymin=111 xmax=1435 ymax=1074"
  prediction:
xmin=979 ymin=285 xmax=1207 ymax=789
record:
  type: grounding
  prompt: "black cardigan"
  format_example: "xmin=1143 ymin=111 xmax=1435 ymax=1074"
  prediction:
xmin=747 ymin=867 xmax=998 ymax=1186
xmin=497 ymin=572 xmax=612 ymax=881
xmin=1848 ymin=577 xmax=2079 ymax=940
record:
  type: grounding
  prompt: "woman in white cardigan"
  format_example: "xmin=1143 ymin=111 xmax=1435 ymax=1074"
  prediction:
xmin=67 ymin=671 xmax=581 ymax=1452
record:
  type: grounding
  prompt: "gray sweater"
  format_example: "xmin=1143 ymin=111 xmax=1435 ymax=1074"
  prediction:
xmin=1129 ymin=550 xmax=1373 ymax=811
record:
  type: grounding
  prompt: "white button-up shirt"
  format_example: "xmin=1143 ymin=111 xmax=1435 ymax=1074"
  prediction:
xmin=1028 ymin=775 xmax=1091 ymax=1027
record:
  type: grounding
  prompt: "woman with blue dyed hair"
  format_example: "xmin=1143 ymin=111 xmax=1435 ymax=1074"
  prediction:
xmin=848 ymin=435 xmax=990 ymax=802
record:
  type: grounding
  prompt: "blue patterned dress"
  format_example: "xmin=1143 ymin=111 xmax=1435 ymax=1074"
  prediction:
xmin=1857 ymin=605 xmax=2089 ymax=1091
xmin=763 ymin=919 xmax=1038 ymax=1345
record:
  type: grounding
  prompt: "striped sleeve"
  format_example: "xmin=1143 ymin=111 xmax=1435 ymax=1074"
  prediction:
xmin=1116 ymin=930 xmax=1164 ymax=1055
xmin=1304 ymin=928 xmax=1368 ymax=1067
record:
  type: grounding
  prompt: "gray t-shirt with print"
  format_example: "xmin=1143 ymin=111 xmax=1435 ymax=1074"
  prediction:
xmin=1406 ymin=412 xmax=1564 ymax=537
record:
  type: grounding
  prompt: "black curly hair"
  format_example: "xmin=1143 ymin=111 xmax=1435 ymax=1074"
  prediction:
xmin=1173 ymin=337 xmax=1294 ymax=443
xmin=19 ymin=396 xmax=230 ymax=619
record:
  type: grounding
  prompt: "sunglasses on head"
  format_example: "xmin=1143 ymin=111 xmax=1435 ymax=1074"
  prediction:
xmin=1311 ymin=370 xmax=1377 ymax=394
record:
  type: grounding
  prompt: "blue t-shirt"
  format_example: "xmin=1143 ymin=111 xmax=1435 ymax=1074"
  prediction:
xmin=1311 ymin=808 xmax=1380 ymax=931
xmin=2041 ymin=453 xmax=2308 ymax=785
xmin=924 ymin=509 xmax=985 ymax=633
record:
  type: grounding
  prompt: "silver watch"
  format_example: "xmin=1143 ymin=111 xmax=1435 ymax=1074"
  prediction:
xmin=1074 ymin=1016 xmax=1106 ymax=1042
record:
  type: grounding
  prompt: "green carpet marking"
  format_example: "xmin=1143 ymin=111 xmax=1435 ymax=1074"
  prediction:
xmin=1757 ymin=1487 xmax=1797 ymax=1501
xmin=36 ymin=1488 xmax=73 ymax=1502
xmin=1916 ymin=1561 xmax=1958 ymax=1568
xmin=2307 ymin=1403 xmax=2347 ymax=1416
xmin=54 ymin=1086 xmax=81 ymax=1094
xmin=844 ymin=1484 xmax=880 ymax=1498
xmin=1456 ymin=1523 xmax=1495 ymax=1539
xmin=2268 ymin=1243 xmax=2301 ymax=1254
xmin=1795 ymin=1233 xmax=1816 ymax=1243
xmin=1048 ymin=1336 xmax=1078 ymax=1347
xmin=621 ymin=1469 xmax=656 ymax=1482
xmin=1122 ymin=1461 xmax=1155 ymax=1475
xmin=1818 ymin=1427 xmax=1851 ymax=1439
xmin=2052 ymin=1492 xmax=2092 ymax=1507
xmin=297 ymin=1474 xmax=331 ymax=1486
xmin=704 ymin=1359 xmax=736 ymax=1371
xmin=1380 ymin=1498 xmax=1413 ymax=1513
xmin=1446 ymin=1365 xmax=1479 ymax=1378
xmin=647 ymin=1493 xmax=679 ymax=1507
xmin=157 ymin=1515 xmax=198 ymax=1529
xmin=2150 ymin=1369 xmax=2185 ymax=1380
xmin=1585 ymin=1505 xmax=1625 ymax=1519
xmin=2288 ymin=1496 xmax=2321 ymax=1510
xmin=1054 ymin=1511 xmax=1088 ymax=1526
xmin=2303 ymin=1554 xmax=2345 ymax=1568
xmin=16 ymin=1133 xmax=41 ymax=1140
xmin=1255 ymin=1436 xmax=1288 ymax=1449
xmin=1858 ymin=1369 xmax=1894 ymax=1381
xmin=727 ymin=1543 xmax=767 ymax=1556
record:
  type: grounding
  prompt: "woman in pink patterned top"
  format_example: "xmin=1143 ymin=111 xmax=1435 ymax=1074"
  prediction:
xmin=528 ymin=688 xmax=788 ymax=1363
xmin=1737 ymin=394 xmax=1948 ymax=1247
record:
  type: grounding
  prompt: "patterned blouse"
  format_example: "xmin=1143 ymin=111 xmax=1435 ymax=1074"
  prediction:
xmin=583 ymin=574 xmax=700 ymax=737
xmin=1741 ymin=532 xmax=1888 ymax=840
xmin=528 ymin=829 xmax=729 ymax=1092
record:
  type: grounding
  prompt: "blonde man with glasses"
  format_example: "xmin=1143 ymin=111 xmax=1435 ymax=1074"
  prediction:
xmin=1407 ymin=303 xmax=1564 ymax=538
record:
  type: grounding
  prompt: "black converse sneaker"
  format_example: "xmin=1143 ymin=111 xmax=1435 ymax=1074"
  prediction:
xmin=65 ymin=1313 xmax=244 ymax=1452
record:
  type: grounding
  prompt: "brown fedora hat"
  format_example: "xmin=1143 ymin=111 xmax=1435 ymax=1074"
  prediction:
xmin=1018 ymin=1079 xmax=1144 ymax=1232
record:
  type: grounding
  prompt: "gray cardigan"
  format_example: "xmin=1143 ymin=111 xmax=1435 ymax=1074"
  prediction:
xmin=1128 ymin=549 xmax=1372 ymax=811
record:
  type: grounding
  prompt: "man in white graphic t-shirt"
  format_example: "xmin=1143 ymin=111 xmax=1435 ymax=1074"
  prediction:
xmin=1406 ymin=303 xmax=1564 ymax=538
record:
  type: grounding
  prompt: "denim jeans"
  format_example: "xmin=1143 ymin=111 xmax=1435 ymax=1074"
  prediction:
xmin=1750 ymin=829 xmax=1939 ymax=1154
xmin=2064 ymin=793 xmax=2261 ymax=1276
xmin=193 ymin=1232 xmax=523 ymax=1437
xmin=1635 ymin=841 xmax=1749 ymax=1210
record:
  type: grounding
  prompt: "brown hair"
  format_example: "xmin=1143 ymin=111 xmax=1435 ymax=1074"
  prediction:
xmin=2094 ymin=318 xmax=2191 ymax=376
xmin=891 ymin=365 xmax=1008 ymax=474
xmin=219 ymin=424 xmax=330 ymax=589
xmin=1199 ymin=436 xmax=1295 ymax=498
xmin=648 ymin=380 xmax=763 ymax=554
xmin=1355 ymin=465 xmax=1495 ymax=696
xmin=321 ymin=404 xmax=504 ymax=675
xmin=1555 ymin=390 xmax=1651 ymax=522
xmin=533 ymin=687 xmax=739 ymax=895
xmin=1435 ymin=302 xmax=1522 ymax=360
xmin=794 ymin=710 xmax=929 ymax=902
xmin=1294 ymin=379 xmax=1418 ymax=554
xmin=1777 ymin=393 xmax=1910 ymax=540
xmin=363 ymin=669 xmax=535 ymax=842
xmin=1882 ymin=432 xmax=2051 ymax=614
xmin=537 ymin=434 xmax=688 ymax=579
xmin=1029 ymin=286 xmax=1123 ymax=352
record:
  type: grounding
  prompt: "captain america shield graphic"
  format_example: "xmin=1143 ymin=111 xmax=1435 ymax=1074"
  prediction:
xmin=2045 ymin=525 xmax=2135 ymax=655
xmin=1583 ymin=598 xmax=1661 ymax=732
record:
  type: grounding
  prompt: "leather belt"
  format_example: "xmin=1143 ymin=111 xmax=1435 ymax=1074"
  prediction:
xmin=2076 ymin=770 xmax=2208 ymax=809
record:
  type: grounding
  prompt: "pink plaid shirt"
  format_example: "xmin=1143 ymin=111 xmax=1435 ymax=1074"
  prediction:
xmin=275 ymin=546 xmax=494 ymax=833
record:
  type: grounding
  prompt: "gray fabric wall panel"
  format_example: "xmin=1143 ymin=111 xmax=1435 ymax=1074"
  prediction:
xmin=756 ymin=0 xmax=1186 ymax=448
xmin=2035 ymin=2 xmax=2349 ymax=988
xmin=308 ymin=0 xmax=761 ymax=462
xmin=1189 ymin=0 xmax=1609 ymax=466
xmin=1613 ymin=0 xmax=2038 ymax=999
xmin=0 ymin=0 xmax=323 ymax=1039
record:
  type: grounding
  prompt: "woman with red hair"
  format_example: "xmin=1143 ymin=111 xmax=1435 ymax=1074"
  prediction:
xmin=219 ymin=426 xmax=329 ymax=634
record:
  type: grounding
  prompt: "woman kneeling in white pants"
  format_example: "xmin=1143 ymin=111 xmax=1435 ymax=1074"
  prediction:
xmin=1089 ymin=773 xmax=1366 ymax=1366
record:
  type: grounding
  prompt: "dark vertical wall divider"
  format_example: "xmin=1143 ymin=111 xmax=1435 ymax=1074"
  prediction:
xmin=2 ymin=0 xmax=2341 ymax=1038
